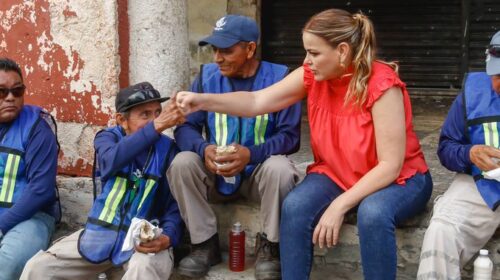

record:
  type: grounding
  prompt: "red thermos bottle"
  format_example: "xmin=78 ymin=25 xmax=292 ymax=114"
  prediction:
xmin=229 ymin=222 xmax=245 ymax=271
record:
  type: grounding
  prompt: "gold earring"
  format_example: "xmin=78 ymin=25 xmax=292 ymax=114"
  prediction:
xmin=340 ymin=60 xmax=345 ymax=68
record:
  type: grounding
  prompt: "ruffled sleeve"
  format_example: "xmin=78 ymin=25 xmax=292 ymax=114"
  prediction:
xmin=303 ymin=64 xmax=315 ymax=91
xmin=365 ymin=62 xmax=406 ymax=109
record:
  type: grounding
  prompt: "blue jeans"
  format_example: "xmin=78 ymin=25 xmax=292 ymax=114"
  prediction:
xmin=280 ymin=172 xmax=432 ymax=280
xmin=0 ymin=212 xmax=55 ymax=280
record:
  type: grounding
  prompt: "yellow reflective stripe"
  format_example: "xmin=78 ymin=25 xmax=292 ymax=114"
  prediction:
xmin=0 ymin=155 xmax=13 ymax=202
xmin=215 ymin=113 xmax=228 ymax=146
xmin=0 ymin=154 xmax=20 ymax=203
xmin=483 ymin=122 xmax=499 ymax=148
xmin=259 ymin=114 xmax=269 ymax=144
xmin=491 ymin=122 xmax=499 ymax=148
xmin=98 ymin=177 xmax=127 ymax=223
xmin=138 ymin=179 xmax=156 ymax=211
xmin=483 ymin=123 xmax=491 ymax=146
xmin=215 ymin=113 xmax=221 ymax=145
xmin=254 ymin=115 xmax=262 ymax=145
xmin=221 ymin=114 xmax=228 ymax=145
xmin=6 ymin=155 xmax=20 ymax=202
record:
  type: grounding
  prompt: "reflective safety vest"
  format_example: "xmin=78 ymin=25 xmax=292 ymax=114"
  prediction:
xmin=199 ymin=62 xmax=289 ymax=195
xmin=0 ymin=105 xmax=60 ymax=219
xmin=463 ymin=72 xmax=500 ymax=210
xmin=78 ymin=126 xmax=174 ymax=265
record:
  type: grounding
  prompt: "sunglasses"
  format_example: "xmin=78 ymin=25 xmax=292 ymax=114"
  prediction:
xmin=0 ymin=85 xmax=26 ymax=98
xmin=486 ymin=44 xmax=500 ymax=57
xmin=126 ymin=89 xmax=160 ymax=104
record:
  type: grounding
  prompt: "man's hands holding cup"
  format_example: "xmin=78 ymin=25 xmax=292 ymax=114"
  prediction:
xmin=204 ymin=144 xmax=250 ymax=177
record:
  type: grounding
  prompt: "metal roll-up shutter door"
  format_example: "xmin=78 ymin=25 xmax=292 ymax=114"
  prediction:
xmin=262 ymin=0 xmax=465 ymax=95
xmin=468 ymin=0 xmax=500 ymax=72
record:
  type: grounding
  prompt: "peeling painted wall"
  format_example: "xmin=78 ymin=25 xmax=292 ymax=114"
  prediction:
xmin=128 ymin=0 xmax=189 ymax=96
xmin=0 ymin=0 xmax=121 ymax=176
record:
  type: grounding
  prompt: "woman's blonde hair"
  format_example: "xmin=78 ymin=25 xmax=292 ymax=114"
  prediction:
xmin=303 ymin=9 xmax=397 ymax=106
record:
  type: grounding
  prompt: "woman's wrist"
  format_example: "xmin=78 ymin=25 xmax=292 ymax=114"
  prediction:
xmin=333 ymin=194 xmax=355 ymax=213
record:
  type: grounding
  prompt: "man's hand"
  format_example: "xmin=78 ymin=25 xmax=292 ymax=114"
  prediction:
xmin=470 ymin=145 xmax=500 ymax=171
xmin=204 ymin=144 xmax=218 ymax=174
xmin=215 ymin=144 xmax=251 ymax=177
xmin=135 ymin=234 xmax=171 ymax=254
xmin=153 ymin=95 xmax=186 ymax=133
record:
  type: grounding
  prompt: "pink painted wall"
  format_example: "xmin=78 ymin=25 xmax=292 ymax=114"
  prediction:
xmin=0 ymin=0 xmax=121 ymax=176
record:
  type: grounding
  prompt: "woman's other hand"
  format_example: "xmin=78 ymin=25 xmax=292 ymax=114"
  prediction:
xmin=312 ymin=198 xmax=348 ymax=249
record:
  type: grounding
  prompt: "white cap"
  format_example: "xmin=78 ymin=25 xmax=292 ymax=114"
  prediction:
xmin=479 ymin=249 xmax=489 ymax=256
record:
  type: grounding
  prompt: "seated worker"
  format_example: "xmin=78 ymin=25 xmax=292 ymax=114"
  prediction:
xmin=0 ymin=58 xmax=59 ymax=280
xmin=167 ymin=15 xmax=301 ymax=280
xmin=417 ymin=31 xmax=500 ymax=279
xmin=21 ymin=82 xmax=184 ymax=280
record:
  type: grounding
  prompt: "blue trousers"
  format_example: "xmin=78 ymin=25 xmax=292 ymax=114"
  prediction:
xmin=0 ymin=212 xmax=55 ymax=280
xmin=280 ymin=172 xmax=432 ymax=280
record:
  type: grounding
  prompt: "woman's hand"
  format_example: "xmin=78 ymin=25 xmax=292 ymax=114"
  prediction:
xmin=176 ymin=91 xmax=204 ymax=115
xmin=312 ymin=198 xmax=349 ymax=248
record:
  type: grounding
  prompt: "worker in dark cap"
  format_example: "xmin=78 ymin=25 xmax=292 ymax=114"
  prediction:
xmin=22 ymin=82 xmax=184 ymax=280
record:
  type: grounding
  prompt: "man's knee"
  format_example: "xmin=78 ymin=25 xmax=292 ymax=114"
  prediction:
xmin=126 ymin=251 xmax=173 ymax=278
xmin=260 ymin=156 xmax=298 ymax=187
xmin=424 ymin=219 xmax=457 ymax=241
xmin=169 ymin=151 xmax=202 ymax=172
xmin=20 ymin=251 xmax=54 ymax=279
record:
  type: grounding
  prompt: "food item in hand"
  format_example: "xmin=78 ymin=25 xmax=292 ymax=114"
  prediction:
xmin=139 ymin=220 xmax=156 ymax=242
xmin=215 ymin=145 xmax=237 ymax=167
xmin=216 ymin=145 xmax=237 ymax=156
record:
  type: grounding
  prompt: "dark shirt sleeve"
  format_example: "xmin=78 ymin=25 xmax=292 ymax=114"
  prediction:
xmin=437 ymin=93 xmax=474 ymax=173
xmin=95 ymin=122 xmax=160 ymax=181
xmin=156 ymin=145 xmax=183 ymax=247
xmin=174 ymin=76 xmax=210 ymax=159
xmin=247 ymin=101 xmax=302 ymax=164
xmin=0 ymin=120 xmax=58 ymax=234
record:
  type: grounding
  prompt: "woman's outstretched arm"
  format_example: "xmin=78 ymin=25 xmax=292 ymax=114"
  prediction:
xmin=176 ymin=67 xmax=307 ymax=117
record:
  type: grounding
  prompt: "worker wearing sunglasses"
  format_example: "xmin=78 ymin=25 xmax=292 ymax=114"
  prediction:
xmin=0 ymin=58 xmax=60 ymax=280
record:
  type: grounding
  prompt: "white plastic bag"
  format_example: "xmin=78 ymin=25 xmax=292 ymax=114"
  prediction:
xmin=121 ymin=218 xmax=162 ymax=252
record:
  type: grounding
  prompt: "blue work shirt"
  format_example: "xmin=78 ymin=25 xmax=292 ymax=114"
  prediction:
xmin=437 ymin=93 xmax=474 ymax=173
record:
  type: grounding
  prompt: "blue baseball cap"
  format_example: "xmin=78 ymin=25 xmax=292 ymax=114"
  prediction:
xmin=199 ymin=15 xmax=259 ymax=48
xmin=486 ymin=31 xmax=500 ymax=75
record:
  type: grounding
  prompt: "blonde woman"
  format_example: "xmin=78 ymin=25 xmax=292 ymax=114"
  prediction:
xmin=177 ymin=9 xmax=432 ymax=279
